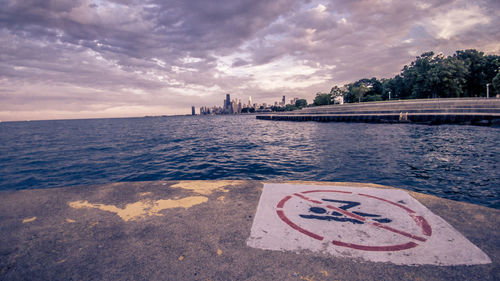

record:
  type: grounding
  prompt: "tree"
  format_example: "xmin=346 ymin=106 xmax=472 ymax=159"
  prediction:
xmin=329 ymin=86 xmax=346 ymax=104
xmin=492 ymin=70 xmax=500 ymax=96
xmin=383 ymin=75 xmax=406 ymax=100
xmin=295 ymin=99 xmax=308 ymax=108
xmin=363 ymin=78 xmax=383 ymax=101
xmin=484 ymin=56 xmax=500 ymax=97
xmin=313 ymin=92 xmax=333 ymax=106
xmin=454 ymin=49 xmax=487 ymax=97
xmin=434 ymin=56 xmax=468 ymax=98
xmin=400 ymin=51 xmax=441 ymax=99
xmin=330 ymin=86 xmax=344 ymax=97
xmin=241 ymin=107 xmax=255 ymax=113
xmin=321 ymin=48 xmax=499 ymax=103
xmin=343 ymin=83 xmax=356 ymax=103
xmin=271 ymin=106 xmax=285 ymax=112
xmin=351 ymin=84 xmax=369 ymax=102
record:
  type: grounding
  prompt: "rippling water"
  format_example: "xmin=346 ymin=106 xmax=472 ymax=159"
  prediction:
xmin=0 ymin=115 xmax=498 ymax=208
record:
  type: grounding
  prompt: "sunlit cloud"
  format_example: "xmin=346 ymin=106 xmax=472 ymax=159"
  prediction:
xmin=428 ymin=6 xmax=491 ymax=39
xmin=0 ymin=0 xmax=498 ymax=121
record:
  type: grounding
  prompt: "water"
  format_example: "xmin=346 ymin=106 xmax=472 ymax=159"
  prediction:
xmin=0 ymin=115 xmax=498 ymax=209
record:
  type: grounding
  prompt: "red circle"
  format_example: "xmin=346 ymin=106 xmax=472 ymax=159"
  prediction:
xmin=276 ymin=190 xmax=432 ymax=251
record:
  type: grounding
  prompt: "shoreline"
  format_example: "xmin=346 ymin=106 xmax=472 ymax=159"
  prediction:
xmin=257 ymin=98 xmax=500 ymax=125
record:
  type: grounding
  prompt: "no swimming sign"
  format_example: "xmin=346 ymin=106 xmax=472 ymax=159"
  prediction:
xmin=247 ymin=183 xmax=491 ymax=266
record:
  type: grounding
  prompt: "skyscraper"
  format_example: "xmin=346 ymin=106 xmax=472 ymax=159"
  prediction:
xmin=191 ymin=106 xmax=195 ymax=115
xmin=225 ymin=93 xmax=233 ymax=114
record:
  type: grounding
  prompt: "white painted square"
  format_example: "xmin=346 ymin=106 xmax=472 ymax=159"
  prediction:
xmin=247 ymin=183 xmax=491 ymax=265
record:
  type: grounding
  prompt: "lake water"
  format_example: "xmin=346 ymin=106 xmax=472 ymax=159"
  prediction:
xmin=0 ymin=115 xmax=498 ymax=209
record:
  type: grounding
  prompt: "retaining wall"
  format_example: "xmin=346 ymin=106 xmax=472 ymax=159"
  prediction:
xmin=257 ymin=98 xmax=500 ymax=125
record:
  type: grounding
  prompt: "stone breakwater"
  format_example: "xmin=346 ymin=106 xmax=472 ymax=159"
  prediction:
xmin=0 ymin=181 xmax=498 ymax=280
xmin=257 ymin=98 xmax=500 ymax=125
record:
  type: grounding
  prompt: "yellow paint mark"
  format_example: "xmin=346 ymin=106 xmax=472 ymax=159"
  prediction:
xmin=217 ymin=249 xmax=222 ymax=256
xmin=22 ymin=217 xmax=36 ymax=223
xmin=139 ymin=192 xmax=152 ymax=196
xmin=320 ymin=270 xmax=328 ymax=277
xmin=66 ymin=219 xmax=76 ymax=223
xmin=178 ymin=256 xmax=184 ymax=261
xmin=299 ymin=275 xmax=316 ymax=281
xmin=217 ymin=196 xmax=225 ymax=201
xmin=150 ymin=197 xmax=208 ymax=214
xmin=69 ymin=196 xmax=208 ymax=221
xmin=170 ymin=180 xmax=238 ymax=195
xmin=56 ymin=259 xmax=66 ymax=264
xmin=474 ymin=214 xmax=486 ymax=221
xmin=288 ymin=272 xmax=318 ymax=281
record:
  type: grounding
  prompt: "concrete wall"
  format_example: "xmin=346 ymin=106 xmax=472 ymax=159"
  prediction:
xmin=257 ymin=98 xmax=500 ymax=125
xmin=297 ymin=98 xmax=500 ymax=115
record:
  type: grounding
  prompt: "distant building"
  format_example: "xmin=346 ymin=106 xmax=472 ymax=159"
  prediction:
xmin=224 ymin=94 xmax=233 ymax=114
xmin=334 ymin=96 xmax=344 ymax=105
xmin=200 ymin=106 xmax=208 ymax=115
xmin=200 ymin=93 xmax=309 ymax=116
xmin=191 ymin=106 xmax=195 ymax=115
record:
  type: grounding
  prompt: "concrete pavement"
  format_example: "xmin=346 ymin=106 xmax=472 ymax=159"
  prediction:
xmin=1 ymin=181 xmax=498 ymax=280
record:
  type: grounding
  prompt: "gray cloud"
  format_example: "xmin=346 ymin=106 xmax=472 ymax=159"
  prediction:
xmin=0 ymin=0 xmax=499 ymax=120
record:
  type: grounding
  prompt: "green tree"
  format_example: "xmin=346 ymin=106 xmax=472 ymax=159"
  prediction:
xmin=330 ymin=86 xmax=343 ymax=97
xmin=342 ymin=78 xmax=382 ymax=103
xmin=324 ymin=48 xmax=499 ymax=103
xmin=343 ymin=83 xmax=356 ymax=103
xmin=363 ymin=78 xmax=383 ymax=101
xmin=329 ymin=86 xmax=346 ymax=103
xmin=295 ymin=99 xmax=308 ymax=108
xmin=271 ymin=106 xmax=285 ymax=112
xmin=434 ymin=56 xmax=468 ymax=98
xmin=241 ymin=107 xmax=256 ymax=113
xmin=384 ymin=75 xmax=406 ymax=100
xmin=313 ymin=92 xmax=333 ymax=106
xmin=400 ymin=51 xmax=441 ymax=99
xmin=454 ymin=49 xmax=487 ymax=97
xmin=492 ymin=70 xmax=500 ymax=96
xmin=351 ymin=84 xmax=369 ymax=102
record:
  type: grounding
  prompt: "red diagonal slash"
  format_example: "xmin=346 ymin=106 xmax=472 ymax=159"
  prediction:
xmin=293 ymin=193 xmax=428 ymax=242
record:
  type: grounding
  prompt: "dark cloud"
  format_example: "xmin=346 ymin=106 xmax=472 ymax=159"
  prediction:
xmin=0 ymin=0 xmax=498 ymax=120
xmin=231 ymin=58 xmax=250 ymax=67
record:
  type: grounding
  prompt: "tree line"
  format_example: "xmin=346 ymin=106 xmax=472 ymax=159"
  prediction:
xmin=312 ymin=49 xmax=500 ymax=106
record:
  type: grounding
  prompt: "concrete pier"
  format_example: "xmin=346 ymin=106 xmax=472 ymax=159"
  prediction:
xmin=0 ymin=181 xmax=498 ymax=280
xmin=257 ymin=98 xmax=500 ymax=125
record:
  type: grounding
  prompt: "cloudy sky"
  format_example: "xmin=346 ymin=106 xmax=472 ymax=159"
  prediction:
xmin=1 ymin=0 xmax=499 ymax=121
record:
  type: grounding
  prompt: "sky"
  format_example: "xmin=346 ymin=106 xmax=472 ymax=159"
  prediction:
xmin=0 ymin=0 xmax=499 ymax=121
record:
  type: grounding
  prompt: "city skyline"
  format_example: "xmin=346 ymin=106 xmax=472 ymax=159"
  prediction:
xmin=199 ymin=93 xmax=292 ymax=115
xmin=1 ymin=0 xmax=499 ymax=121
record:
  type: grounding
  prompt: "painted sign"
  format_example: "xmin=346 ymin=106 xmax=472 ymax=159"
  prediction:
xmin=247 ymin=184 xmax=491 ymax=265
